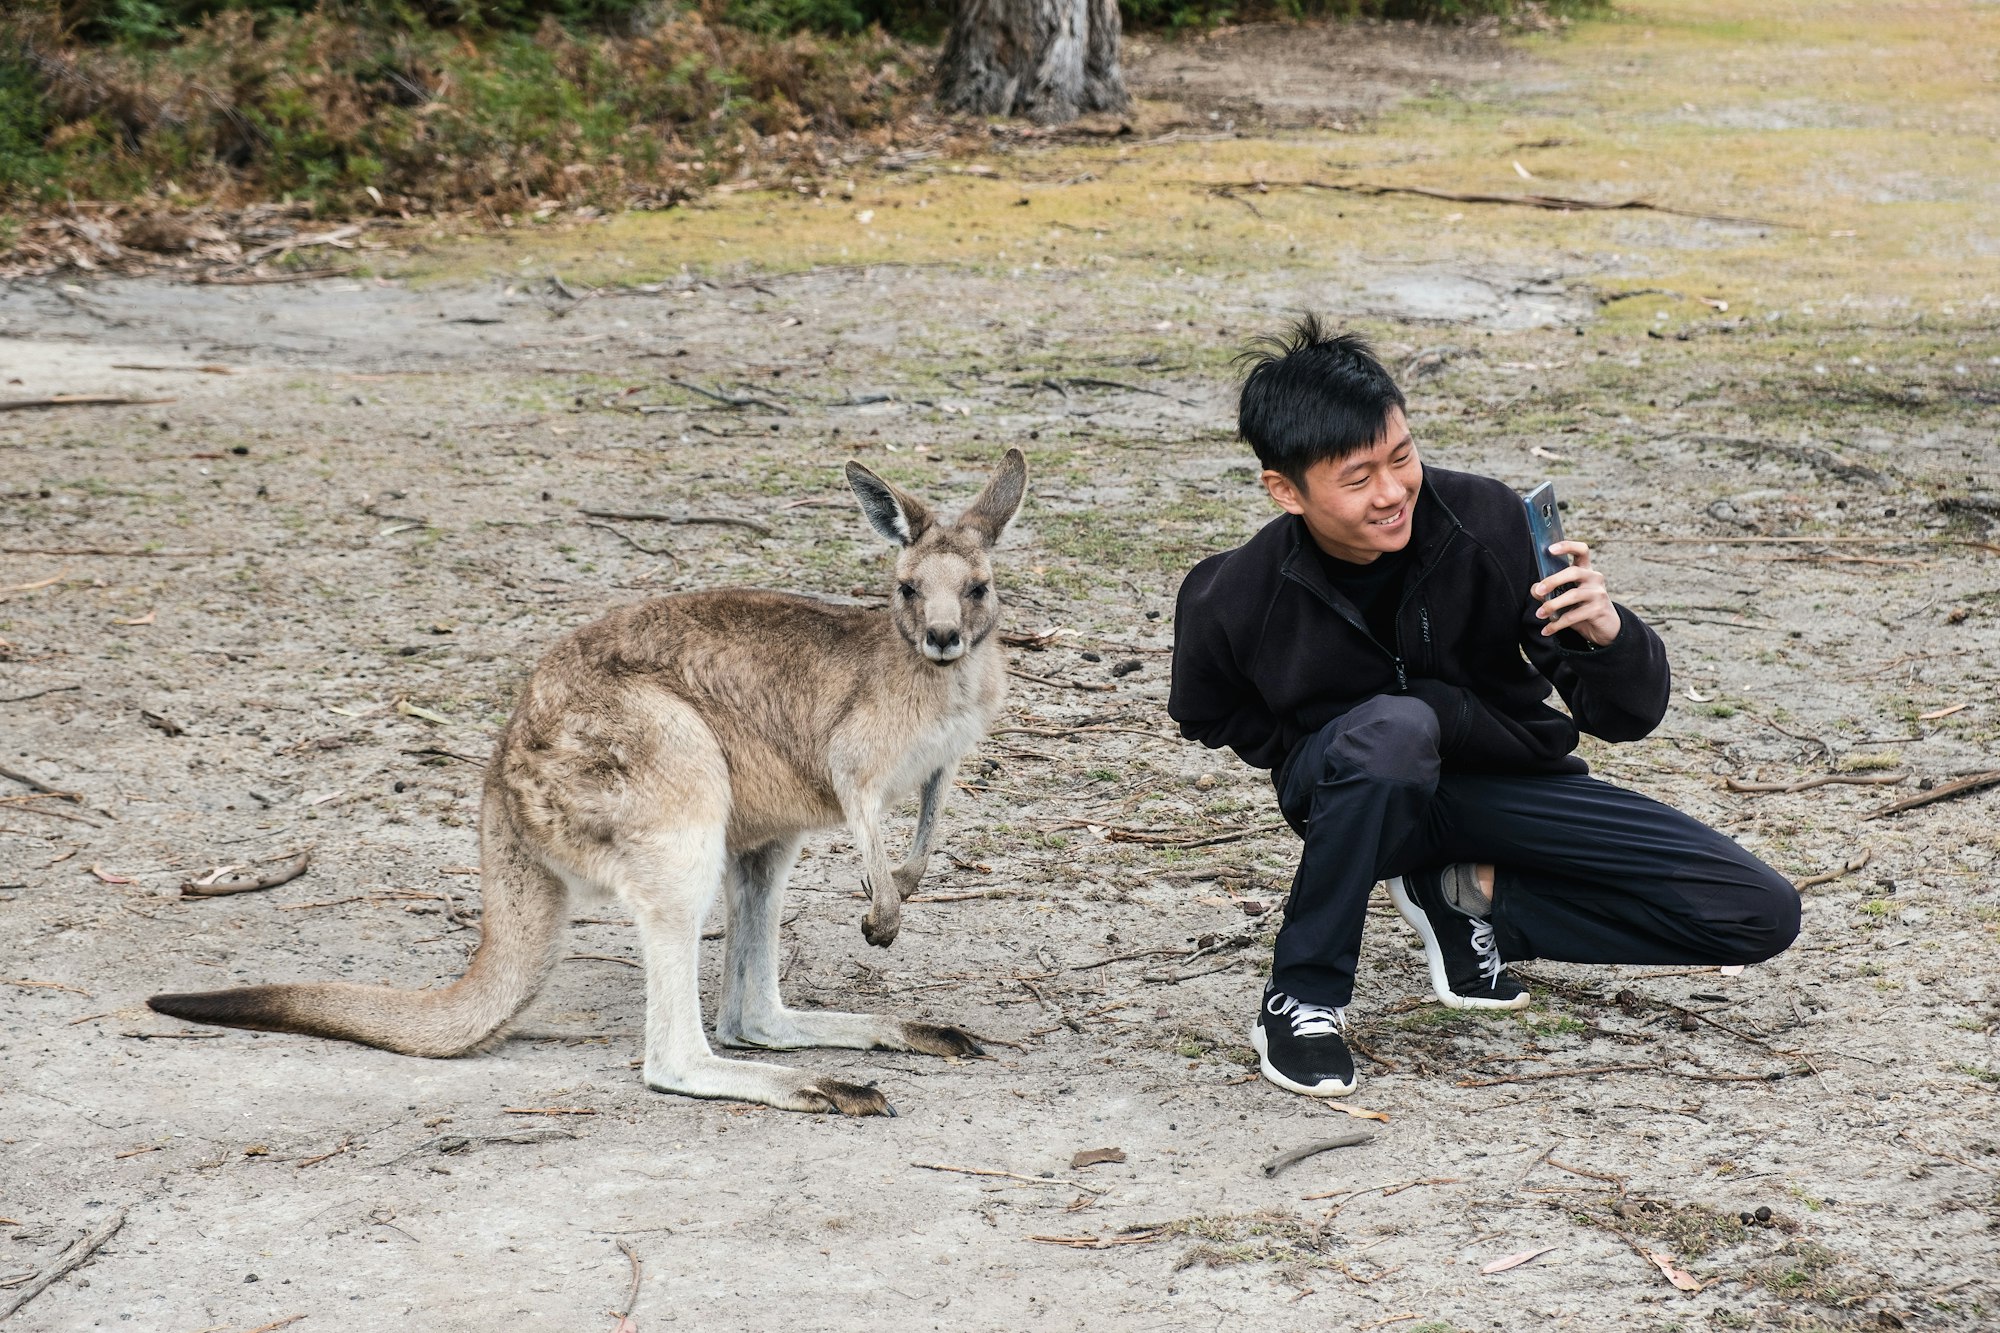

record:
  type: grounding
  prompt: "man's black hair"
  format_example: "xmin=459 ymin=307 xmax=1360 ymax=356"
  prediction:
xmin=1235 ymin=315 xmax=1406 ymax=488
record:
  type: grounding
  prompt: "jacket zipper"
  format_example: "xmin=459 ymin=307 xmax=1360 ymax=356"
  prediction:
xmin=1280 ymin=528 xmax=1454 ymax=696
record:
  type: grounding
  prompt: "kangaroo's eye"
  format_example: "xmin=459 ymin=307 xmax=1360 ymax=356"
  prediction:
xmin=967 ymin=583 xmax=989 ymax=600
xmin=898 ymin=583 xmax=918 ymax=600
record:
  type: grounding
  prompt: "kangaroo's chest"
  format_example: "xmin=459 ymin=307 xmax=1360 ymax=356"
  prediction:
xmin=882 ymin=708 xmax=988 ymax=797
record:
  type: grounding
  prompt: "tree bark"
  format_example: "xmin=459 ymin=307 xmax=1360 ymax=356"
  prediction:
xmin=937 ymin=0 xmax=1129 ymax=126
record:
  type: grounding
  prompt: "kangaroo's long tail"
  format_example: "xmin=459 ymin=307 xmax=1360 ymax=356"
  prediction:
xmin=147 ymin=800 xmax=566 ymax=1058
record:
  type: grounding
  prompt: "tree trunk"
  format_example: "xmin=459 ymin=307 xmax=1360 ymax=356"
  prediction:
xmin=937 ymin=0 xmax=1129 ymax=127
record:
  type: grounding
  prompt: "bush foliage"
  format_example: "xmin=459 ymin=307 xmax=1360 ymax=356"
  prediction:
xmin=1 ymin=0 xmax=1604 ymax=216
xmin=3 ymin=2 xmax=919 ymax=211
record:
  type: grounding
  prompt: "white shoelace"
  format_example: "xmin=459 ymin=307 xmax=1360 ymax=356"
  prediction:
xmin=1267 ymin=991 xmax=1347 ymax=1036
xmin=1467 ymin=918 xmax=1505 ymax=985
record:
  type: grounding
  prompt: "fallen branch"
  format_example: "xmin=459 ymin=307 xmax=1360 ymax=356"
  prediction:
xmin=194 ymin=265 xmax=356 ymax=286
xmin=0 ymin=1208 xmax=126 ymax=1321
xmin=1864 ymin=770 xmax=2000 ymax=820
xmin=1027 ymin=1229 xmax=1166 ymax=1249
xmin=666 ymin=379 xmax=791 ymax=415
xmin=1725 ymin=772 xmax=1905 ymax=794
xmin=1006 ymin=668 xmax=1116 ymax=693
xmin=990 ymin=724 xmax=1175 ymax=743
xmin=0 ymin=395 xmax=174 ymax=412
xmin=180 ymin=851 xmax=310 ymax=898
xmin=502 ymin=1106 xmax=599 ymax=1116
xmin=3 ymin=978 xmax=90 ymax=996
xmin=1457 ymin=1062 xmax=1659 ymax=1088
xmin=613 ymin=1238 xmax=643 ymax=1327
xmin=585 ymin=522 xmax=677 ymax=560
xmin=241 ymin=1317 xmax=306 ymax=1333
xmin=910 ymin=1162 xmax=1107 ymax=1195
xmin=579 ymin=508 xmax=773 ymax=537
xmin=1261 ymin=1132 xmax=1375 ymax=1178
xmin=0 ymin=546 xmax=216 ymax=557
xmin=1191 ymin=178 xmax=1781 ymax=227
xmin=0 ymin=686 xmax=80 ymax=704
xmin=1793 ymin=849 xmax=1872 ymax=891
xmin=0 ymin=764 xmax=79 ymax=802
xmin=1141 ymin=957 xmax=1245 ymax=985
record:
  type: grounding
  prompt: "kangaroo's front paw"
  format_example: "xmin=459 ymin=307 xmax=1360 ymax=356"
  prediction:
xmin=897 ymin=1021 xmax=986 ymax=1058
xmin=861 ymin=904 xmax=901 ymax=947
xmin=803 ymin=1077 xmax=896 ymax=1117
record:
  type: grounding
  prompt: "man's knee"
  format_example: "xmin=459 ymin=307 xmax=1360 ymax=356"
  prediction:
xmin=1325 ymin=694 xmax=1441 ymax=786
xmin=1721 ymin=869 xmax=1802 ymax=964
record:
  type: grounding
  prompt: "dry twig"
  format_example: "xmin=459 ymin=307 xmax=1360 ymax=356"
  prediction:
xmin=1261 ymin=1132 xmax=1375 ymax=1178
xmin=181 ymin=851 xmax=310 ymax=898
xmin=1864 ymin=770 xmax=2000 ymax=820
xmin=0 ymin=1207 xmax=125 ymax=1321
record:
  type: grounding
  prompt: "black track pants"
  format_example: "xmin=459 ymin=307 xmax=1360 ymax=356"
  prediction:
xmin=1271 ymin=695 xmax=1801 ymax=1009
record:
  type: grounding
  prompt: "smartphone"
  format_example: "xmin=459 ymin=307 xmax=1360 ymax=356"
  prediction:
xmin=1523 ymin=481 xmax=1570 ymax=591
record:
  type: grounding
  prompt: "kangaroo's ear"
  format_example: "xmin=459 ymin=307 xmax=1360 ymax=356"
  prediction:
xmin=845 ymin=461 xmax=934 ymax=547
xmin=958 ymin=447 xmax=1028 ymax=547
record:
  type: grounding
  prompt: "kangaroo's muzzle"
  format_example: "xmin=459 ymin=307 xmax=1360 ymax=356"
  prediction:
xmin=922 ymin=627 xmax=965 ymax=663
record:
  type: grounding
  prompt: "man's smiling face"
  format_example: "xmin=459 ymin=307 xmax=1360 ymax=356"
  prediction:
xmin=1260 ymin=405 xmax=1422 ymax=565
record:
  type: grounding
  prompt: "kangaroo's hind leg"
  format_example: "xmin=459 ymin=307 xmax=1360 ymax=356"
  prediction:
xmin=606 ymin=827 xmax=892 ymax=1115
xmin=714 ymin=836 xmax=983 ymax=1058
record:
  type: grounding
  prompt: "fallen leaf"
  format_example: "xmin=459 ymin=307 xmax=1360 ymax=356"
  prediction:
xmin=1698 ymin=296 xmax=1730 ymax=311
xmin=1683 ymin=688 xmax=1714 ymax=703
xmin=1718 ymin=964 xmax=1746 ymax=977
xmin=114 ymin=610 xmax=155 ymax=626
xmin=1529 ymin=445 xmax=1566 ymax=462
xmin=88 ymin=864 xmax=137 ymax=884
xmin=610 ymin=1319 xmax=638 ymax=1333
xmin=1071 ymin=1147 xmax=1126 ymax=1169
xmin=1323 ymin=1101 xmax=1391 ymax=1123
xmin=1482 ymin=1245 xmax=1557 ymax=1275
xmin=1513 ymin=160 xmax=1535 ymax=179
xmin=1649 ymin=1251 xmax=1706 ymax=1292
xmin=1918 ymin=703 xmax=1968 ymax=721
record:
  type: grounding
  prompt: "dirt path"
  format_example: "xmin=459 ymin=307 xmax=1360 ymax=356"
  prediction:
xmin=4 ymin=3 xmax=1998 ymax=1331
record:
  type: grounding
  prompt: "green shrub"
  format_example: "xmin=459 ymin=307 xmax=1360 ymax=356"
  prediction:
xmin=0 ymin=57 xmax=61 ymax=191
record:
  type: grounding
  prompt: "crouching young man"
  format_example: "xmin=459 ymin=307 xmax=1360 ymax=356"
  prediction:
xmin=1168 ymin=318 xmax=1800 ymax=1098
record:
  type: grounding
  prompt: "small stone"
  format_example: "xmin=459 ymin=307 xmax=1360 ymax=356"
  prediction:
xmin=1194 ymin=773 xmax=1218 ymax=791
xmin=1754 ymin=1205 xmax=1773 ymax=1223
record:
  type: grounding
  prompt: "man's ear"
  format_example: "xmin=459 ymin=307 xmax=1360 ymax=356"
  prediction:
xmin=1262 ymin=469 xmax=1307 ymax=517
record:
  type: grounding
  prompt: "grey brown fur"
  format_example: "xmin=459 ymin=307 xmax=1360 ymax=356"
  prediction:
xmin=149 ymin=449 xmax=1029 ymax=1116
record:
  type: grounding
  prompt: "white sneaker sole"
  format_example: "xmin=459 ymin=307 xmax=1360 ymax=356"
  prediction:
xmin=1249 ymin=1021 xmax=1358 ymax=1097
xmin=1386 ymin=875 xmax=1531 ymax=1011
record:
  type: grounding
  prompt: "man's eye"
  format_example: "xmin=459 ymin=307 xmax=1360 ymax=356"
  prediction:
xmin=967 ymin=583 xmax=988 ymax=600
xmin=898 ymin=583 xmax=917 ymax=600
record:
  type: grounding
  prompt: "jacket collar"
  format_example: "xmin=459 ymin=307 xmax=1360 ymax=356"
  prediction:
xmin=1276 ymin=466 xmax=1464 ymax=599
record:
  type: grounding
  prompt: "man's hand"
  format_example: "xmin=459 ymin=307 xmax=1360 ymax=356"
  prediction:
xmin=1532 ymin=540 xmax=1622 ymax=646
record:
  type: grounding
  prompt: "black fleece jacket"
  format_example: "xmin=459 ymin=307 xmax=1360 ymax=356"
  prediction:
xmin=1168 ymin=465 xmax=1671 ymax=788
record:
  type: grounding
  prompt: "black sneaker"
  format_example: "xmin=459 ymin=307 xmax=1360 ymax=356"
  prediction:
xmin=1387 ymin=871 xmax=1531 ymax=1011
xmin=1251 ymin=985 xmax=1357 ymax=1097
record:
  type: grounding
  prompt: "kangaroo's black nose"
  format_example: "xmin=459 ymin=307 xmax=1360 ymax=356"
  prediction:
xmin=925 ymin=627 xmax=961 ymax=651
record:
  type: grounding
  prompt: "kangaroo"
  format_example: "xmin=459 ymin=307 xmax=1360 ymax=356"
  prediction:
xmin=148 ymin=449 xmax=1029 ymax=1116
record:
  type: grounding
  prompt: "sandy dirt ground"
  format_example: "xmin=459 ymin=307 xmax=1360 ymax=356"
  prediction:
xmin=4 ymin=4 xmax=1999 ymax=1331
